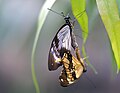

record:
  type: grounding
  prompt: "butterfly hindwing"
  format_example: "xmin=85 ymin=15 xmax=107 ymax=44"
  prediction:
xmin=59 ymin=52 xmax=84 ymax=87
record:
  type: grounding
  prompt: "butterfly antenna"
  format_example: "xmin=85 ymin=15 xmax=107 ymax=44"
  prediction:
xmin=47 ymin=8 xmax=65 ymax=17
xmin=72 ymin=10 xmax=86 ymax=22
xmin=84 ymin=73 xmax=96 ymax=88
xmin=76 ymin=10 xmax=86 ymax=18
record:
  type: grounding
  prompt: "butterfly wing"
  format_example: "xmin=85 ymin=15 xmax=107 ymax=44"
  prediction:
xmin=59 ymin=53 xmax=84 ymax=87
xmin=48 ymin=24 xmax=72 ymax=71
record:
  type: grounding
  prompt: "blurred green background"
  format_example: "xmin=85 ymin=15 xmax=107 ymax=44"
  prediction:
xmin=0 ymin=0 xmax=120 ymax=93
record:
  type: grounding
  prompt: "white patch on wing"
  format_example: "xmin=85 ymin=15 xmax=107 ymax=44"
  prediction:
xmin=57 ymin=25 xmax=71 ymax=50
xmin=51 ymin=47 xmax=60 ymax=63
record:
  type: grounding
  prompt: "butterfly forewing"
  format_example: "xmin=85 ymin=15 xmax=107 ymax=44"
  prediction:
xmin=48 ymin=24 xmax=72 ymax=71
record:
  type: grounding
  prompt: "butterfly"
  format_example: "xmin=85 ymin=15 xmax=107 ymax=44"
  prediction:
xmin=48 ymin=9 xmax=87 ymax=87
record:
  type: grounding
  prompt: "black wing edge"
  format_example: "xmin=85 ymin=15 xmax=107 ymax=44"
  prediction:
xmin=48 ymin=50 xmax=61 ymax=71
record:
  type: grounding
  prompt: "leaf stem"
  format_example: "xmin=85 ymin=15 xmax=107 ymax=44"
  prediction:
xmin=31 ymin=0 xmax=56 ymax=93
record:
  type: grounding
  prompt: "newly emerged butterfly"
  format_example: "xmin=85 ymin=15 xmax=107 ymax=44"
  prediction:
xmin=48 ymin=9 xmax=86 ymax=87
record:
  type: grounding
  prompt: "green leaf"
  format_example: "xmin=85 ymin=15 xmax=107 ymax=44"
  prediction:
xmin=31 ymin=0 xmax=56 ymax=93
xmin=96 ymin=0 xmax=120 ymax=73
xmin=71 ymin=0 xmax=98 ymax=74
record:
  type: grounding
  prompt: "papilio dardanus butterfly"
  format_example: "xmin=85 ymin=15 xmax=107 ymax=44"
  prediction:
xmin=48 ymin=10 xmax=86 ymax=87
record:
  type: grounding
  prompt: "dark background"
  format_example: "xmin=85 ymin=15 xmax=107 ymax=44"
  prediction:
xmin=0 ymin=0 xmax=120 ymax=93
